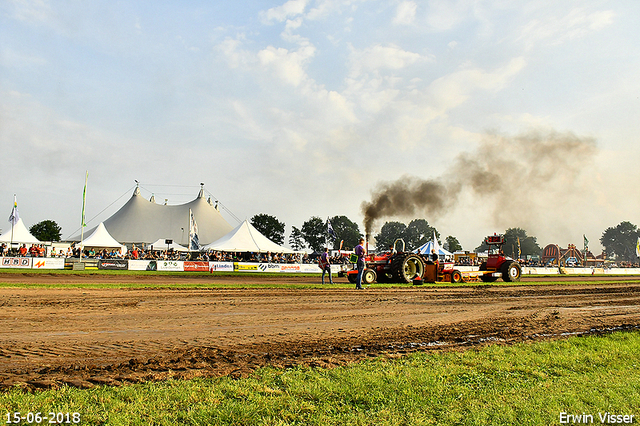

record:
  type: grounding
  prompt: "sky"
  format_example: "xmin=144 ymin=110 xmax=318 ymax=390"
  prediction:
xmin=1 ymin=0 xmax=639 ymax=252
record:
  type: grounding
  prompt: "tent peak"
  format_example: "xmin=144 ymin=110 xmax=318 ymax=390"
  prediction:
xmin=197 ymin=183 xmax=205 ymax=198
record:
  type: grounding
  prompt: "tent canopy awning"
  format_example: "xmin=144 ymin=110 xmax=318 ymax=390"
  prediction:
xmin=81 ymin=222 xmax=125 ymax=249
xmin=413 ymin=241 xmax=452 ymax=256
xmin=203 ymin=220 xmax=297 ymax=254
xmin=70 ymin=187 xmax=233 ymax=245
xmin=0 ymin=218 xmax=40 ymax=244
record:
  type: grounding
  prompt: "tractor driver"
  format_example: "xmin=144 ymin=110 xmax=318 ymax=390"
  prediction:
xmin=427 ymin=248 xmax=438 ymax=265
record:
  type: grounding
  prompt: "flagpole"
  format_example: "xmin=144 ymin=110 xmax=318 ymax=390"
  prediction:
xmin=10 ymin=194 xmax=16 ymax=253
xmin=80 ymin=171 xmax=88 ymax=262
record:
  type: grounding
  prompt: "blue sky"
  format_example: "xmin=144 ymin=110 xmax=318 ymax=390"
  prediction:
xmin=2 ymin=0 xmax=639 ymax=251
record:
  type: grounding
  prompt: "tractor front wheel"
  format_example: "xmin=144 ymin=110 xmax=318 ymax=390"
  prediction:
xmin=363 ymin=268 xmax=377 ymax=284
xmin=501 ymin=261 xmax=522 ymax=282
xmin=451 ymin=269 xmax=463 ymax=283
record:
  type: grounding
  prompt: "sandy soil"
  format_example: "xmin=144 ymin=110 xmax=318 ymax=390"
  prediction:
xmin=0 ymin=273 xmax=639 ymax=390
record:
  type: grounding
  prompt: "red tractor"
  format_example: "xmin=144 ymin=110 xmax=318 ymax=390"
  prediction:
xmin=477 ymin=234 xmax=522 ymax=282
xmin=344 ymin=234 xmax=522 ymax=284
xmin=344 ymin=239 xmax=425 ymax=284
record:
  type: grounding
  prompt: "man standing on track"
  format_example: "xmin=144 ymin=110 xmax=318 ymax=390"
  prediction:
xmin=355 ymin=238 xmax=366 ymax=290
xmin=320 ymin=248 xmax=333 ymax=284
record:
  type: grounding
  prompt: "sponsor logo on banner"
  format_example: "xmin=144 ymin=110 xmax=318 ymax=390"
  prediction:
xmin=258 ymin=263 xmax=281 ymax=272
xmin=209 ymin=262 xmax=234 ymax=272
xmin=280 ymin=264 xmax=301 ymax=273
xmin=235 ymin=263 xmax=258 ymax=271
xmin=98 ymin=259 xmax=129 ymax=270
xmin=184 ymin=261 xmax=209 ymax=272
xmin=0 ymin=257 xmax=32 ymax=268
xmin=33 ymin=258 xmax=65 ymax=270
xmin=157 ymin=260 xmax=184 ymax=271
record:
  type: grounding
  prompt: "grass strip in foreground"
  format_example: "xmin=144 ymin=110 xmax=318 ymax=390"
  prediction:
xmin=2 ymin=331 xmax=639 ymax=425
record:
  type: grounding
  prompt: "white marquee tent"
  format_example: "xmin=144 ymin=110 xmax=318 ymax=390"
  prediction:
xmin=81 ymin=222 xmax=126 ymax=252
xmin=0 ymin=218 xmax=40 ymax=245
xmin=203 ymin=220 xmax=296 ymax=254
xmin=71 ymin=186 xmax=233 ymax=246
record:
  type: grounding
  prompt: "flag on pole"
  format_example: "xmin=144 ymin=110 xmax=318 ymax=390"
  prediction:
xmin=8 ymin=195 xmax=19 ymax=227
xmin=636 ymin=236 xmax=640 ymax=258
xmin=189 ymin=209 xmax=200 ymax=251
xmin=432 ymin=231 xmax=440 ymax=254
xmin=81 ymin=171 xmax=88 ymax=227
xmin=517 ymin=237 xmax=521 ymax=259
xmin=584 ymin=234 xmax=589 ymax=250
xmin=327 ymin=218 xmax=337 ymax=241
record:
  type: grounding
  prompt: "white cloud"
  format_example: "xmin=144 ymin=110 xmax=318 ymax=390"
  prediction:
xmin=348 ymin=44 xmax=429 ymax=77
xmin=257 ymin=44 xmax=315 ymax=86
xmin=427 ymin=57 xmax=526 ymax=111
xmin=394 ymin=1 xmax=417 ymax=25
xmin=261 ymin=0 xmax=309 ymax=24
xmin=517 ymin=7 xmax=615 ymax=49
xmin=6 ymin=0 xmax=53 ymax=24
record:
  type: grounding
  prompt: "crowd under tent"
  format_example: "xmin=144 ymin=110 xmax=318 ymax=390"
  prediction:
xmin=0 ymin=218 xmax=41 ymax=245
xmin=72 ymin=186 xmax=233 ymax=246
xmin=147 ymin=238 xmax=189 ymax=252
xmin=203 ymin=220 xmax=297 ymax=254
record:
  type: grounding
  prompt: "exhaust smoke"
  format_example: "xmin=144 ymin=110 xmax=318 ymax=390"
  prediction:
xmin=361 ymin=130 xmax=597 ymax=235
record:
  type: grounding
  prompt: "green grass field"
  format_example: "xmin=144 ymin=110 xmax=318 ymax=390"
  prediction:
xmin=1 ymin=332 xmax=638 ymax=425
xmin=2 ymin=268 xmax=639 ymax=290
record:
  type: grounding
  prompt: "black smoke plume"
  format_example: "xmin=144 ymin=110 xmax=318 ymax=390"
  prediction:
xmin=361 ymin=130 xmax=597 ymax=235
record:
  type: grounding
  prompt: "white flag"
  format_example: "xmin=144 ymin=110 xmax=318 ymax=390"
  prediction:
xmin=432 ymin=231 xmax=439 ymax=254
xmin=189 ymin=209 xmax=200 ymax=251
xmin=8 ymin=195 xmax=19 ymax=227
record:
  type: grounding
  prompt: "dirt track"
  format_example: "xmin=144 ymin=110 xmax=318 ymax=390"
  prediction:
xmin=1 ymin=273 xmax=639 ymax=390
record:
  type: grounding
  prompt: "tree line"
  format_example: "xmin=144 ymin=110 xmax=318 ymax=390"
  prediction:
xmin=22 ymin=216 xmax=640 ymax=261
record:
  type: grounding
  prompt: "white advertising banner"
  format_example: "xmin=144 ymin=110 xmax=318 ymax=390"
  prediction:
xmin=0 ymin=257 xmax=33 ymax=268
xmin=209 ymin=262 xmax=234 ymax=272
xmin=257 ymin=263 xmax=282 ymax=273
xmin=156 ymin=260 xmax=184 ymax=271
xmin=128 ymin=260 xmax=155 ymax=271
xmin=32 ymin=258 xmax=65 ymax=270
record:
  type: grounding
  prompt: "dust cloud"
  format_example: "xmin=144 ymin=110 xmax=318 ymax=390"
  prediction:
xmin=361 ymin=130 xmax=597 ymax=235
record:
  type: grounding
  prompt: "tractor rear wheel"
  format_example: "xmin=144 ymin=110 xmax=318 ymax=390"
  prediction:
xmin=390 ymin=253 xmax=425 ymax=283
xmin=501 ymin=261 xmax=522 ymax=282
xmin=363 ymin=268 xmax=377 ymax=284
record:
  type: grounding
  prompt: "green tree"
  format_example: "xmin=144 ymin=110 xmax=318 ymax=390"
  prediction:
xmin=301 ymin=216 xmax=326 ymax=253
xmin=29 ymin=220 xmax=62 ymax=242
xmin=445 ymin=236 xmax=462 ymax=252
xmin=404 ymin=219 xmax=438 ymax=251
xmin=251 ymin=214 xmax=285 ymax=245
xmin=504 ymin=228 xmax=542 ymax=258
xmin=328 ymin=216 xmax=362 ymax=250
xmin=374 ymin=222 xmax=407 ymax=251
xmin=288 ymin=226 xmax=305 ymax=251
xmin=600 ymin=221 xmax=639 ymax=261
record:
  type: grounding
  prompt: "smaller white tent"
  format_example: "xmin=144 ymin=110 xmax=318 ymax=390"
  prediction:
xmin=203 ymin=220 xmax=296 ymax=253
xmin=0 ymin=218 xmax=41 ymax=245
xmin=81 ymin=222 xmax=126 ymax=251
xmin=148 ymin=238 xmax=189 ymax=252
